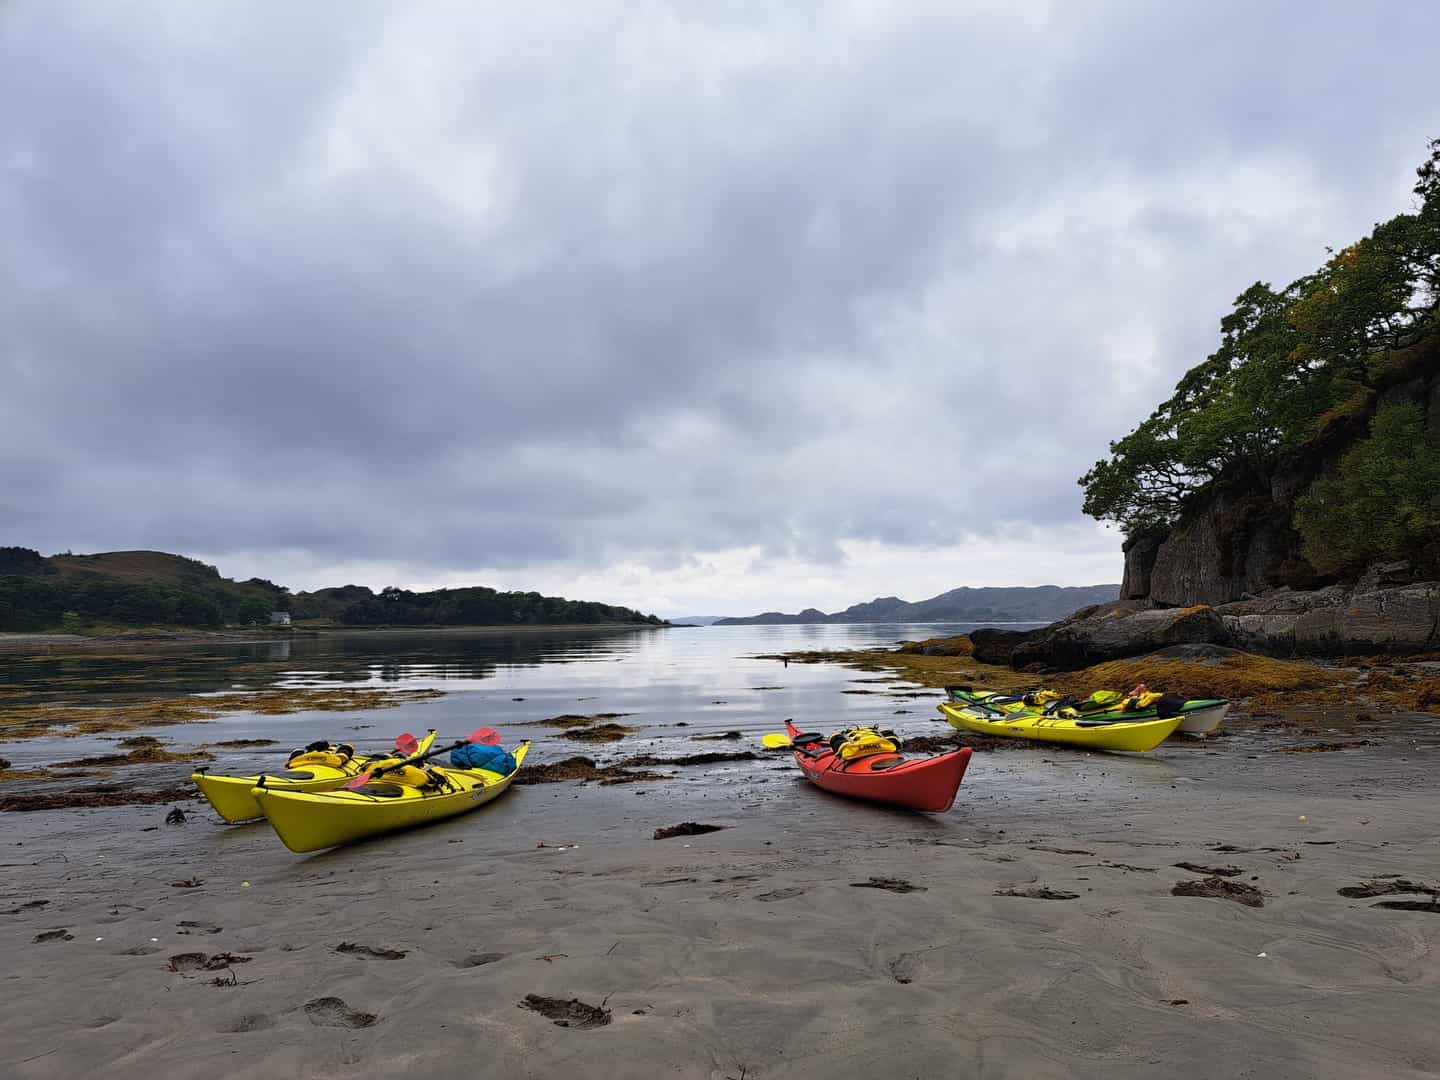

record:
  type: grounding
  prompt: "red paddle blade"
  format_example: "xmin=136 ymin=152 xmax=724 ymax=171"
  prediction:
xmin=474 ymin=727 xmax=501 ymax=745
xmin=344 ymin=770 xmax=374 ymax=790
xmin=394 ymin=732 xmax=420 ymax=756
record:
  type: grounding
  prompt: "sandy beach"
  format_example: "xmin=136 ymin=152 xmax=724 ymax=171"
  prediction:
xmin=3 ymin=720 xmax=1438 ymax=1079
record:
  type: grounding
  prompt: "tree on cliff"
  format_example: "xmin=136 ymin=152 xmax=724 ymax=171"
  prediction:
xmin=1080 ymin=141 xmax=1440 ymax=561
xmin=1293 ymin=401 xmax=1440 ymax=573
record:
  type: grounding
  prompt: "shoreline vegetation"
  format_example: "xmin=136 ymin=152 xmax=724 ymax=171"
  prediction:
xmin=0 ymin=621 xmax=670 ymax=655
xmin=762 ymin=633 xmax=1440 ymax=730
xmin=0 ymin=547 xmax=665 ymax=635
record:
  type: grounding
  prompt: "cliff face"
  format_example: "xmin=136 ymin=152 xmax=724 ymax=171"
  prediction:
xmin=1125 ymin=351 xmax=1440 ymax=608
xmin=1015 ymin=343 xmax=1440 ymax=669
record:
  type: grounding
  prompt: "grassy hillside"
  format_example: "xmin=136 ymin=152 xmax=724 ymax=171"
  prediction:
xmin=0 ymin=548 xmax=661 ymax=632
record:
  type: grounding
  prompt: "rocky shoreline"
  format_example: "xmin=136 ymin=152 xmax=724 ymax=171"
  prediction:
xmin=958 ymin=569 xmax=1440 ymax=673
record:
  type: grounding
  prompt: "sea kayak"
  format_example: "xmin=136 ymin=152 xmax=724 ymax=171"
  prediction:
xmin=253 ymin=741 xmax=529 ymax=852
xmin=945 ymin=687 xmax=1228 ymax=736
xmin=190 ymin=732 xmax=437 ymax=823
xmin=938 ymin=698 xmax=1179 ymax=752
xmin=783 ymin=721 xmax=971 ymax=812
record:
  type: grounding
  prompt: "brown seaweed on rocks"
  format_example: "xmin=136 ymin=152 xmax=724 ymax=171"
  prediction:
xmin=653 ymin=822 xmax=728 ymax=839
xmin=519 ymin=994 xmax=611 ymax=1029
xmin=619 ymin=751 xmax=760 ymax=767
xmin=0 ymin=687 xmax=445 ymax=741
xmin=511 ymin=756 xmax=669 ymax=786
xmin=0 ymin=784 xmax=200 ymax=812
xmin=560 ymin=723 xmax=640 ymax=743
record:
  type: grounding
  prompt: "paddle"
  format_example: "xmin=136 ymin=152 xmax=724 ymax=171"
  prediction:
xmin=761 ymin=733 xmax=792 ymax=748
xmin=344 ymin=727 xmax=501 ymax=789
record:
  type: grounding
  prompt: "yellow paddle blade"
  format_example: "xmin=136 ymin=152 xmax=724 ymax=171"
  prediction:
xmin=761 ymin=733 xmax=792 ymax=748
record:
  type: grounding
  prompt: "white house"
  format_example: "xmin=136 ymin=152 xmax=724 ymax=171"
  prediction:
xmin=268 ymin=611 xmax=292 ymax=626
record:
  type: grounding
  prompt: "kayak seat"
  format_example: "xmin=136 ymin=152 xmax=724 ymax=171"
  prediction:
xmin=358 ymin=785 xmax=407 ymax=798
xmin=868 ymin=756 xmax=907 ymax=771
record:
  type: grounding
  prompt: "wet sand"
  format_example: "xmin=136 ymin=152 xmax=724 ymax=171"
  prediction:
xmin=3 ymin=730 xmax=1438 ymax=1079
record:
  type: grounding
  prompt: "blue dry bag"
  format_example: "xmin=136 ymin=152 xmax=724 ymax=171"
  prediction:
xmin=450 ymin=742 xmax=516 ymax=774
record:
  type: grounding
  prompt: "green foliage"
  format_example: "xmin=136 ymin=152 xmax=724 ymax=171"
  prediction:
xmin=1081 ymin=141 xmax=1440 ymax=535
xmin=236 ymin=598 xmax=273 ymax=626
xmin=0 ymin=575 xmax=233 ymax=631
xmin=0 ymin=547 xmax=53 ymax=576
xmin=337 ymin=585 xmax=661 ymax=627
xmin=0 ymin=561 xmax=661 ymax=631
xmin=1293 ymin=402 xmax=1440 ymax=573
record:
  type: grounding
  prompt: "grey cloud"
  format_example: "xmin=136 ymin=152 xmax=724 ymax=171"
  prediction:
xmin=2 ymin=1 xmax=1438 ymax=593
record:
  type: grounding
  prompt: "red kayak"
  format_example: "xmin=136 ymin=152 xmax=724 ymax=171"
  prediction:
xmin=784 ymin=721 xmax=972 ymax=812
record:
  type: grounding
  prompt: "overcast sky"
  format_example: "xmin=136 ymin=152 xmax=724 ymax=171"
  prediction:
xmin=3 ymin=3 xmax=1437 ymax=616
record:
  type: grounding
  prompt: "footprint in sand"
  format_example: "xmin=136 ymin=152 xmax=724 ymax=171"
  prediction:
xmin=304 ymin=997 xmax=378 ymax=1029
xmin=33 ymin=929 xmax=73 ymax=943
xmin=120 ymin=945 xmax=160 ymax=956
xmin=850 ymin=877 xmax=926 ymax=894
xmin=1174 ymin=862 xmax=1243 ymax=877
xmin=335 ymin=942 xmax=408 ymax=960
xmin=176 ymin=921 xmax=222 ymax=936
xmin=888 ymin=953 xmax=918 ymax=984
xmin=4 ymin=899 xmax=49 ymax=914
xmin=755 ymin=887 xmax=808 ymax=902
xmin=453 ymin=952 xmax=505 ymax=969
xmin=220 ymin=1013 xmax=276 ymax=1033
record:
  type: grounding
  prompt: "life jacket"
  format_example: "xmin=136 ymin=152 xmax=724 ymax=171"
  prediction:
xmin=1121 ymin=691 xmax=1165 ymax=711
xmin=286 ymin=741 xmax=356 ymax=769
xmin=828 ymin=727 xmax=900 ymax=761
xmin=1022 ymin=689 xmax=1063 ymax=708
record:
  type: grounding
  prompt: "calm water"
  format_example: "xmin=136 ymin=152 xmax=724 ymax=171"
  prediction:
xmin=1 ymin=624 xmax=1039 ymax=768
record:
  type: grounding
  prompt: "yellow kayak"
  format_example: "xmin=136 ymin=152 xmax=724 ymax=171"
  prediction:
xmin=191 ymin=731 xmax=436 ymax=823
xmin=253 ymin=741 xmax=530 ymax=852
xmin=937 ymin=701 xmax=1179 ymax=752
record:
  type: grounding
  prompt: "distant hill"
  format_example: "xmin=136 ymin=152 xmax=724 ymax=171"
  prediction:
xmin=667 ymin=615 xmax=726 ymax=626
xmin=713 ymin=584 xmax=1119 ymax=625
xmin=0 ymin=547 xmax=663 ymax=632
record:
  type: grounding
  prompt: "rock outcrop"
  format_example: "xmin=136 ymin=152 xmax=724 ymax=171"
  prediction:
xmin=1120 ymin=340 xmax=1440 ymax=611
xmin=1010 ymin=604 xmax=1233 ymax=671
xmin=1024 ymin=337 xmax=1440 ymax=669
xmin=1003 ymin=574 xmax=1440 ymax=670
xmin=969 ymin=627 xmax=1046 ymax=665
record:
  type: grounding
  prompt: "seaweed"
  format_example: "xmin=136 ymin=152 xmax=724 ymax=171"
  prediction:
xmin=560 ymin=723 xmax=639 ymax=743
xmin=511 ymin=756 xmax=669 ymax=786
xmin=0 ymin=687 xmax=445 ymax=741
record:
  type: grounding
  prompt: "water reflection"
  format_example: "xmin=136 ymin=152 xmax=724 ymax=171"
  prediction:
xmin=0 ymin=624 xmax=1031 ymax=751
